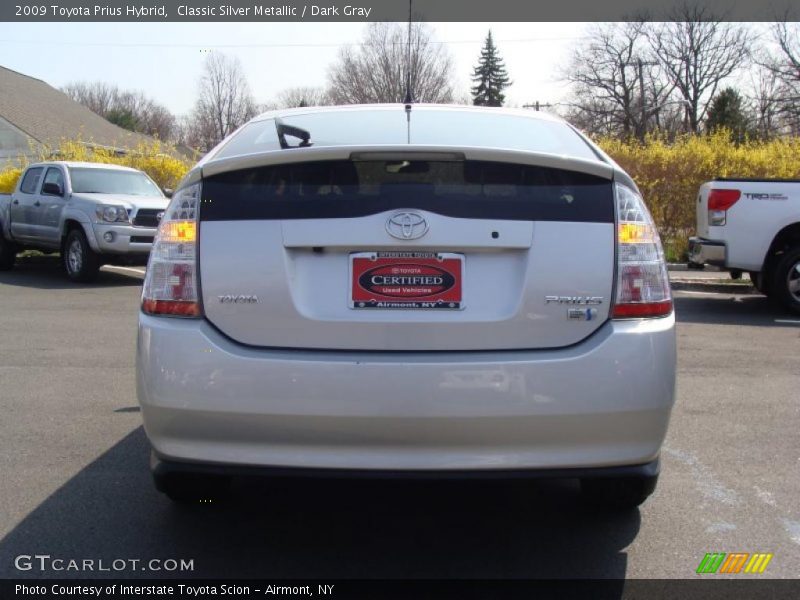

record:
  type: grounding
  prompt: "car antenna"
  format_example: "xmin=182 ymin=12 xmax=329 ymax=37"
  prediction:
xmin=404 ymin=0 xmax=414 ymax=143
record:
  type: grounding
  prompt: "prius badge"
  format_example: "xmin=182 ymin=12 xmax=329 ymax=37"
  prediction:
xmin=386 ymin=211 xmax=429 ymax=240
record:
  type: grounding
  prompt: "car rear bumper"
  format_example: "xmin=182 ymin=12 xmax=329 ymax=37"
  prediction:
xmin=688 ymin=236 xmax=726 ymax=267
xmin=136 ymin=313 xmax=676 ymax=472
xmin=151 ymin=452 xmax=661 ymax=487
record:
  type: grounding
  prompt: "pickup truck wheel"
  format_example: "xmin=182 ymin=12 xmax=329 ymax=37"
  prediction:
xmin=63 ymin=229 xmax=100 ymax=282
xmin=773 ymin=247 xmax=800 ymax=314
xmin=749 ymin=271 xmax=770 ymax=296
xmin=0 ymin=235 xmax=16 ymax=270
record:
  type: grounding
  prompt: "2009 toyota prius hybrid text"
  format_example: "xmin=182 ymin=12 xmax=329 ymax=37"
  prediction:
xmin=136 ymin=105 xmax=676 ymax=508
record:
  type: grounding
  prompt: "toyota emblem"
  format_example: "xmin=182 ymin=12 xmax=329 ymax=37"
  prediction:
xmin=385 ymin=211 xmax=429 ymax=240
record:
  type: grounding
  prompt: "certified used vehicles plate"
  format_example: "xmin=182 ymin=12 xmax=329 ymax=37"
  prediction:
xmin=350 ymin=252 xmax=464 ymax=309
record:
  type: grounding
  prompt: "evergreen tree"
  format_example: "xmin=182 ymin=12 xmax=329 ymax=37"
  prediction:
xmin=105 ymin=108 xmax=139 ymax=132
xmin=705 ymin=87 xmax=751 ymax=142
xmin=471 ymin=31 xmax=511 ymax=107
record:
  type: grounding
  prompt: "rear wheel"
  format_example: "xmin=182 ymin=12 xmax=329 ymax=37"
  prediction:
xmin=63 ymin=228 xmax=100 ymax=282
xmin=0 ymin=234 xmax=16 ymax=270
xmin=773 ymin=246 xmax=800 ymax=314
xmin=580 ymin=475 xmax=658 ymax=510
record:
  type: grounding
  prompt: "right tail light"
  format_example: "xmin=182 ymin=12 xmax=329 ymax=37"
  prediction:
xmin=613 ymin=183 xmax=673 ymax=319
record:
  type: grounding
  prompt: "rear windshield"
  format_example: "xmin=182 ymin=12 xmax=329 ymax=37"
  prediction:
xmin=69 ymin=168 xmax=163 ymax=196
xmin=200 ymin=160 xmax=613 ymax=223
xmin=214 ymin=110 xmax=599 ymax=161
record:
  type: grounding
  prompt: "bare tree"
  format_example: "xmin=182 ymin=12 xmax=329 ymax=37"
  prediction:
xmin=63 ymin=81 xmax=117 ymax=115
xmin=274 ymin=86 xmax=331 ymax=108
xmin=768 ymin=20 xmax=800 ymax=89
xmin=564 ymin=21 xmax=680 ymax=140
xmin=188 ymin=53 xmax=258 ymax=152
xmin=565 ymin=22 xmax=647 ymax=138
xmin=649 ymin=3 xmax=749 ymax=133
xmin=327 ymin=22 xmax=455 ymax=104
xmin=758 ymin=20 xmax=800 ymax=134
xmin=563 ymin=98 xmax=620 ymax=137
xmin=746 ymin=62 xmax=784 ymax=139
xmin=62 ymin=81 xmax=176 ymax=140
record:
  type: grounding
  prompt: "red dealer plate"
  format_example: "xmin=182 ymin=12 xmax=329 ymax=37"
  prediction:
xmin=350 ymin=252 xmax=464 ymax=309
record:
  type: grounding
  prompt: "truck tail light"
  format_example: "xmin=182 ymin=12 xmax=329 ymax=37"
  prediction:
xmin=613 ymin=183 xmax=672 ymax=319
xmin=707 ymin=189 xmax=740 ymax=226
xmin=141 ymin=182 xmax=202 ymax=317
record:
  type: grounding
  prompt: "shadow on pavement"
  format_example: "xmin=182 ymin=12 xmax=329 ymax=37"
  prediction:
xmin=0 ymin=427 xmax=639 ymax=582
xmin=674 ymin=293 xmax=799 ymax=327
xmin=0 ymin=257 xmax=143 ymax=289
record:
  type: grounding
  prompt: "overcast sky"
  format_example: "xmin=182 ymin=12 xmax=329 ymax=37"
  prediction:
xmin=0 ymin=22 xmax=588 ymax=116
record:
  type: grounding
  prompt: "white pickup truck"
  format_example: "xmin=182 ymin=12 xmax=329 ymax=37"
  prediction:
xmin=688 ymin=178 xmax=800 ymax=313
xmin=0 ymin=161 xmax=170 ymax=282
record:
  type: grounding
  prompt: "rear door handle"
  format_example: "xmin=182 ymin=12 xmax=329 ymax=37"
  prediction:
xmin=33 ymin=201 xmax=41 ymax=207
xmin=12 ymin=199 xmax=19 ymax=205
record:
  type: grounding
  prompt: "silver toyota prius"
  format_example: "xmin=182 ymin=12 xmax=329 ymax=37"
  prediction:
xmin=136 ymin=104 xmax=676 ymax=508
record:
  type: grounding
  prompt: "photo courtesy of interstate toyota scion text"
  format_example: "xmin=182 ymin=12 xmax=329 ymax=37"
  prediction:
xmin=136 ymin=104 xmax=676 ymax=508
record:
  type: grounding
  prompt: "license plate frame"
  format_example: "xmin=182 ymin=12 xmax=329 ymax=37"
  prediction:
xmin=349 ymin=251 xmax=465 ymax=310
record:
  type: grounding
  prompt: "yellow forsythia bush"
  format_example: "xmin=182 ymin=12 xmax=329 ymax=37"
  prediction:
xmin=0 ymin=167 xmax=24 ymax=194
xmin=0 ymin=137 xmax=194 ymax=194
xmin=598 ymin=131 xmax=800 ymax=260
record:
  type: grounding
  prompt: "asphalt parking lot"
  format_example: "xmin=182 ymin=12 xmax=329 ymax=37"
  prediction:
xmin=1 ymin=257 xmax=798 ymax=579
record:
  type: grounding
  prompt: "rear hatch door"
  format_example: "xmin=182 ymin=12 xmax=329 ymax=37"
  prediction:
xmin=199 ymin=149 xmax=616 ymax=351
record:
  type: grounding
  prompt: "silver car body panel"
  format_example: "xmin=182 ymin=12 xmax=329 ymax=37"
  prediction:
xmin=138 ymin=313 xmax=676 ymax=471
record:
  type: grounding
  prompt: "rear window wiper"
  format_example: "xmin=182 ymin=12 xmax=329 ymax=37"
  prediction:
xmin=275 ymin=118 xmax=312 ymax=149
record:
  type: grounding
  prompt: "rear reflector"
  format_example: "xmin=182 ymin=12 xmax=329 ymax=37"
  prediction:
xmin=141 ymin=299 xmax=201 ymax=317
xmin=613 ymin=184 xmax=672 ymax=319
xmin=612 ymin=301 xmax=673 ymax=319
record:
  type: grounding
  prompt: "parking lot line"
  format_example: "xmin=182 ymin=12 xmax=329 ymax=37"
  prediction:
xmin=673 ymin=290 xmax=727 ymax=297
xmin=103 ymin=265 xmax=146 ymax=276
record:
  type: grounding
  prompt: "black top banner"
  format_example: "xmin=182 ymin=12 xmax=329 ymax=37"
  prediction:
xmin=2 ymin=0 xmax=798 ymax=22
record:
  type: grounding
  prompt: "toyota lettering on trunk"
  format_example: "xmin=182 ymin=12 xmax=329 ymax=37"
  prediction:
xmin=350 ymin=252 xmax=464 ymax=309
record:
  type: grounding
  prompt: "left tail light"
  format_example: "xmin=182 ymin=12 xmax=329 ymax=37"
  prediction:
xmin=707 ymin=188 xmax=740 ymax=226
xmin=141 ymin=182 xmax=201 ymax=317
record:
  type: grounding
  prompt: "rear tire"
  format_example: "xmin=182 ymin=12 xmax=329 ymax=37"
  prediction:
xmin=63 ymin=228 xmax=100 ymax=282
xmin=580 ymin=475 xmax=658 ymax=510
xmin=772 ymin=246 xmax=800 ymax=314
xmin=0 ymin=234 xmax=16 ymax=270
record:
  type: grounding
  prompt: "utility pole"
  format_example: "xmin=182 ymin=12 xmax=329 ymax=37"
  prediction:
xmin=523 ymin=101 xmax=554 ymax=111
